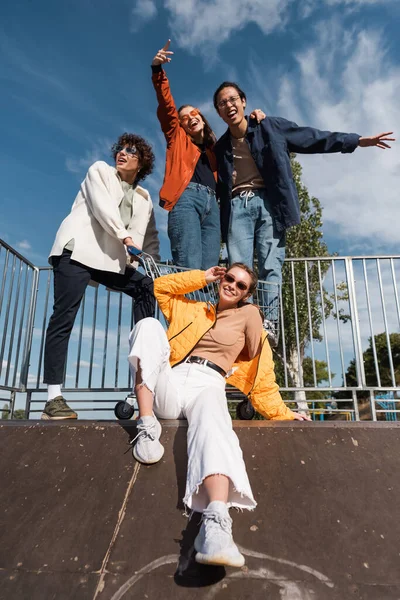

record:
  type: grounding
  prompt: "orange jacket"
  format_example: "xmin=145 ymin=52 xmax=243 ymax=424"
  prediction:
xmin=152 ymin=67 xmax=218 ymax=211
xmin=154 ymin=270 xmax=295 ymax=420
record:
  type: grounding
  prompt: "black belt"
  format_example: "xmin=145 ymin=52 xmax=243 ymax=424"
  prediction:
xmin=185 ymin=356 xmax=226 ymax=377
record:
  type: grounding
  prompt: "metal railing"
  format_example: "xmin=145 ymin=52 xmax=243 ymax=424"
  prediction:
xmin=1 ymin=238 xmax=399 ymax=421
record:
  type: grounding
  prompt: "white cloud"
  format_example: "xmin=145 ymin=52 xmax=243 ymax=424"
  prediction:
xmin=263 ymin=19 xmax=400 ymax=249
xmin=16 ymin=240 xmax=31 ymax=250
xmin=164 ymin=0 xmax=291 ymax=57
xmin=74 ymin=360 xmax=100 ymax=368
xmin=65 ymin=137 xmax=113 ymax=175
xmin=131 ymin=0 xmax=157 ymax=31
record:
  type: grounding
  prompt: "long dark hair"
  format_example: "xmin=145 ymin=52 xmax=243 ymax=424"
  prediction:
xmin=177 ymin=105 xmax=217 ymax=148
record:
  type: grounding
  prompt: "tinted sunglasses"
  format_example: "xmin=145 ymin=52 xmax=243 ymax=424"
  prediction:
xmin=223 ymin=273 xmax=249 ymax=292
xmin=114 ymin=145 xmax=138 ymax=157
xmin=179 ymin=108 xmax=200 ymax=125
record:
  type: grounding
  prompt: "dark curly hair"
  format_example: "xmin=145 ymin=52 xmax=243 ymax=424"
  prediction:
xmin=111 ymin=133 xmax=155 ymax=184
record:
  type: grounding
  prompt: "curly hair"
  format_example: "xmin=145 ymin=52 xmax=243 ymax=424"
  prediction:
xmin=111 ymin=133 xmax=155 ymax=184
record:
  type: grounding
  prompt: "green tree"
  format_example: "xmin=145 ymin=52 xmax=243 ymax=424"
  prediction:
xmin=346 ymin=332 xmax=400 ymax=388
xmin=274 ymin=157 xmax=342 ymax=409
xmin=1 ymin=403 xmax=9 ymax=420
xmin=13 ymin=409 xmax=26 ymax=419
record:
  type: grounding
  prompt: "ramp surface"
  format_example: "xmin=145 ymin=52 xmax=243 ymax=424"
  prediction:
xmin=1 ymin=421 xmax=400 ymax=600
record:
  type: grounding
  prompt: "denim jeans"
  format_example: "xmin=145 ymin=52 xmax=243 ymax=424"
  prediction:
xmin=128 ymin=318 xmax=256 ymax=513
xmin=168 ymin=183 xmax=220 ymax=270
xmin=227 ymin=189 xmax=285 ymax=321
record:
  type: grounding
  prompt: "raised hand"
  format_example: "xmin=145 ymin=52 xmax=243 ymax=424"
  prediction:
xmin=204 ymin=266 xmax=227 ymax=283
xmin=152 ymin=39 xmax=174 ymax=67
xmin=249 ymin=108 xmax=266 ymax=123
xmin=358 ymin=132 xmax=395 ymax=149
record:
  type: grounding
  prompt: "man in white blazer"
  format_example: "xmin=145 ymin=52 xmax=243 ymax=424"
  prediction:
xmin=42 ymin=133 xmax=160 ymax=420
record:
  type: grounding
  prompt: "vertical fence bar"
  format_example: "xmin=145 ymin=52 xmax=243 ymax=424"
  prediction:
xmin=352 ymin=390 xmax=360 ymax=422
xmin=345 ymin=258 xmax=365 ymax=387
xmin=279 ymin=283 xmax=289 ymax=388
xmin=88 ymin=286 xmax=98 ymax=389
xmin=12 ymin=265 xmax=30 ymax=389
xmin=128 ymin=299 xmax=135 ymax=390
xmin=20 ymin=268 xmax=40 ymax=390
xmin=331 ymin=260 xmax=347 ymax=387
xmin=101 ymin=290 xmax=111 ymax=389
xmin=5 ymin=261 xmax=24 ymax=385
xmin=363 ymin=259 xmax=381 ymax=387
xmin=0 ymin=254 xmax=17 ymax=377
xmin=75 ymin=293 xmax=86 ymax=388
xmin=376 ymin=259 xmax=396 ymax=387
xmin=25 ymin=391 xmax=32 ymax=419
xmin=35 ymin=270 xmax=52 ymax=388
xmin=115 ymin=293 xmax=123 ymax=388
xmin=390 ymin=258 xmax=400 ymax=329
xmin=317 ymin=261 xmax=332 ymax=387
xmin=291 ymin=261 xmax=302 ymax=386
xmin=304 ymin=261 xmax=317 ymax=386
xmin=0 ymin=248 xmax=10 ymax=319
xmin=369 ymin=390 xmax=377 ymax=422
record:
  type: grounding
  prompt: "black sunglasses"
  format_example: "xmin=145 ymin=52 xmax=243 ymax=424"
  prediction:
xmin=223 ymin=273 xmax=249 ymax=292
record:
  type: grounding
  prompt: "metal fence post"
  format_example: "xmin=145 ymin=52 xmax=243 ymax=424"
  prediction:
xmin=20 ymin=267 xmax=40 ymax=392
xmin=345 ymin=258 xmax=366 ymax=389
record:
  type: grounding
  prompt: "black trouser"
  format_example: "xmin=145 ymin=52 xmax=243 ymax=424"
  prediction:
xmin=43 ymin=250 xmax=155 ymax=384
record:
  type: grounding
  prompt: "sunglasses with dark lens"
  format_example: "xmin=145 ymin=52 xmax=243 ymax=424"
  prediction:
xmin=115 ymin=145 xmax=138 ymax=157
xmin=223 ymin=273 xmax=248 ymax=292
xmin=179 ymin=108 xmax=200 ymax=125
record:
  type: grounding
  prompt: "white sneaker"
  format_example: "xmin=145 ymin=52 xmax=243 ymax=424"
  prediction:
xmin=194 ymin=501 xmax=245 ymax=568
xmin=132 ymin=415 xmax=164 ymax=464
xmin=263 ymin=318 xmax=278 ymax=348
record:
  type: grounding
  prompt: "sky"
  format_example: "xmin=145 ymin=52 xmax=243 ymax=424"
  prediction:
xmin=1 ymin=0 xmax=400 ymax=265
xmin=1 ymin=0 xmax=400 ymax=417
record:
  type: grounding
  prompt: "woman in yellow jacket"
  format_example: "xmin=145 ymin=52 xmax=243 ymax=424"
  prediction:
xmin=128 ymin=263 xmax=310 ymax=568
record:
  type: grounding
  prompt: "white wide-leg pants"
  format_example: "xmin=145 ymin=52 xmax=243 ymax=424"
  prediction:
xmin=128 ymin=317 xmax=256 ymax=513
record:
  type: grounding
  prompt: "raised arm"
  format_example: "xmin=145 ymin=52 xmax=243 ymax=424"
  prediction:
xmin=154 ymin=266 xmax=225 ymax=322
xmin=151 ymin=40 xmax=179 ymax=144
xmin=275 ymin=117 xmax=361 ymax=154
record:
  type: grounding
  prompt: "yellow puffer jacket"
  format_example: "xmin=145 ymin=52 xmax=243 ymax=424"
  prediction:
xmin=154 ymin=270 xmax=294 ymax=420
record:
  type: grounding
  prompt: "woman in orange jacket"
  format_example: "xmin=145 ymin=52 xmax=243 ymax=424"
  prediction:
xmin=128 ymin=263 xmax=310 ymax=568
xmin=151 ymin=40 xmax=264 ymax=270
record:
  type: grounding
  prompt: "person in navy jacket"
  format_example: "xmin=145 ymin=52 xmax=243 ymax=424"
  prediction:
xmin=213 ymin=81 xmax=395 ymax=343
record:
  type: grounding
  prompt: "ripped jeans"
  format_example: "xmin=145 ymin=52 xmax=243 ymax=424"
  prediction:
xmin=128 ymin=317 xmax=256 ymax=513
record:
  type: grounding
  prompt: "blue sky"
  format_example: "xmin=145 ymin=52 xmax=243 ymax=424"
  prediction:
xmin=1 ymin=0 xmax=400 ymax=265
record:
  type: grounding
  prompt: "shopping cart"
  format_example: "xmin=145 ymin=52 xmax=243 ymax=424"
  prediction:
xmin=114 ymin=252 xmax=280 ymax=420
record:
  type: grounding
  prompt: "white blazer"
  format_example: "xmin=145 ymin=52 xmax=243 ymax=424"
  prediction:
xmin=49 ymin=161 xmax=160 ymax=273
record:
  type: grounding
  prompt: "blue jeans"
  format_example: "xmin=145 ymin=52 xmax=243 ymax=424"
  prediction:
xmin=168 ymin=183 xmax=220 ymax=270
xmin=227 ymin=189 xmax=285 ymax=320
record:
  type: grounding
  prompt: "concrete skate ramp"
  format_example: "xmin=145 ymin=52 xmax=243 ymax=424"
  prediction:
xmin=1 ymin=421 xmax=400 ymax=600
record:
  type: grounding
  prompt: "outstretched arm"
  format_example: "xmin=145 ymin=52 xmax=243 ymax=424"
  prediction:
xmin=151 ymin=40 xmax=179 ymax=143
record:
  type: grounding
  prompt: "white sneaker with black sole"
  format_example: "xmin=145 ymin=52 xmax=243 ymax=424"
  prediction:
xmin=132 ymin=415 xmax=164 ymax=464
xmin=194 ymin=501 xmax=245 ymax=568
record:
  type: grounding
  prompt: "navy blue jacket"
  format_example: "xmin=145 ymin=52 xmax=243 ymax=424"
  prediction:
xmin=214 ymin=117 xmax=360 ymax=242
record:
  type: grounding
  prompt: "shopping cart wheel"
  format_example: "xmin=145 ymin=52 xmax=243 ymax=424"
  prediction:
xmin=114 ymin=401 xmax=135 ymax=420
xmin=236 ymin=400 xmax=255 ymax=420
